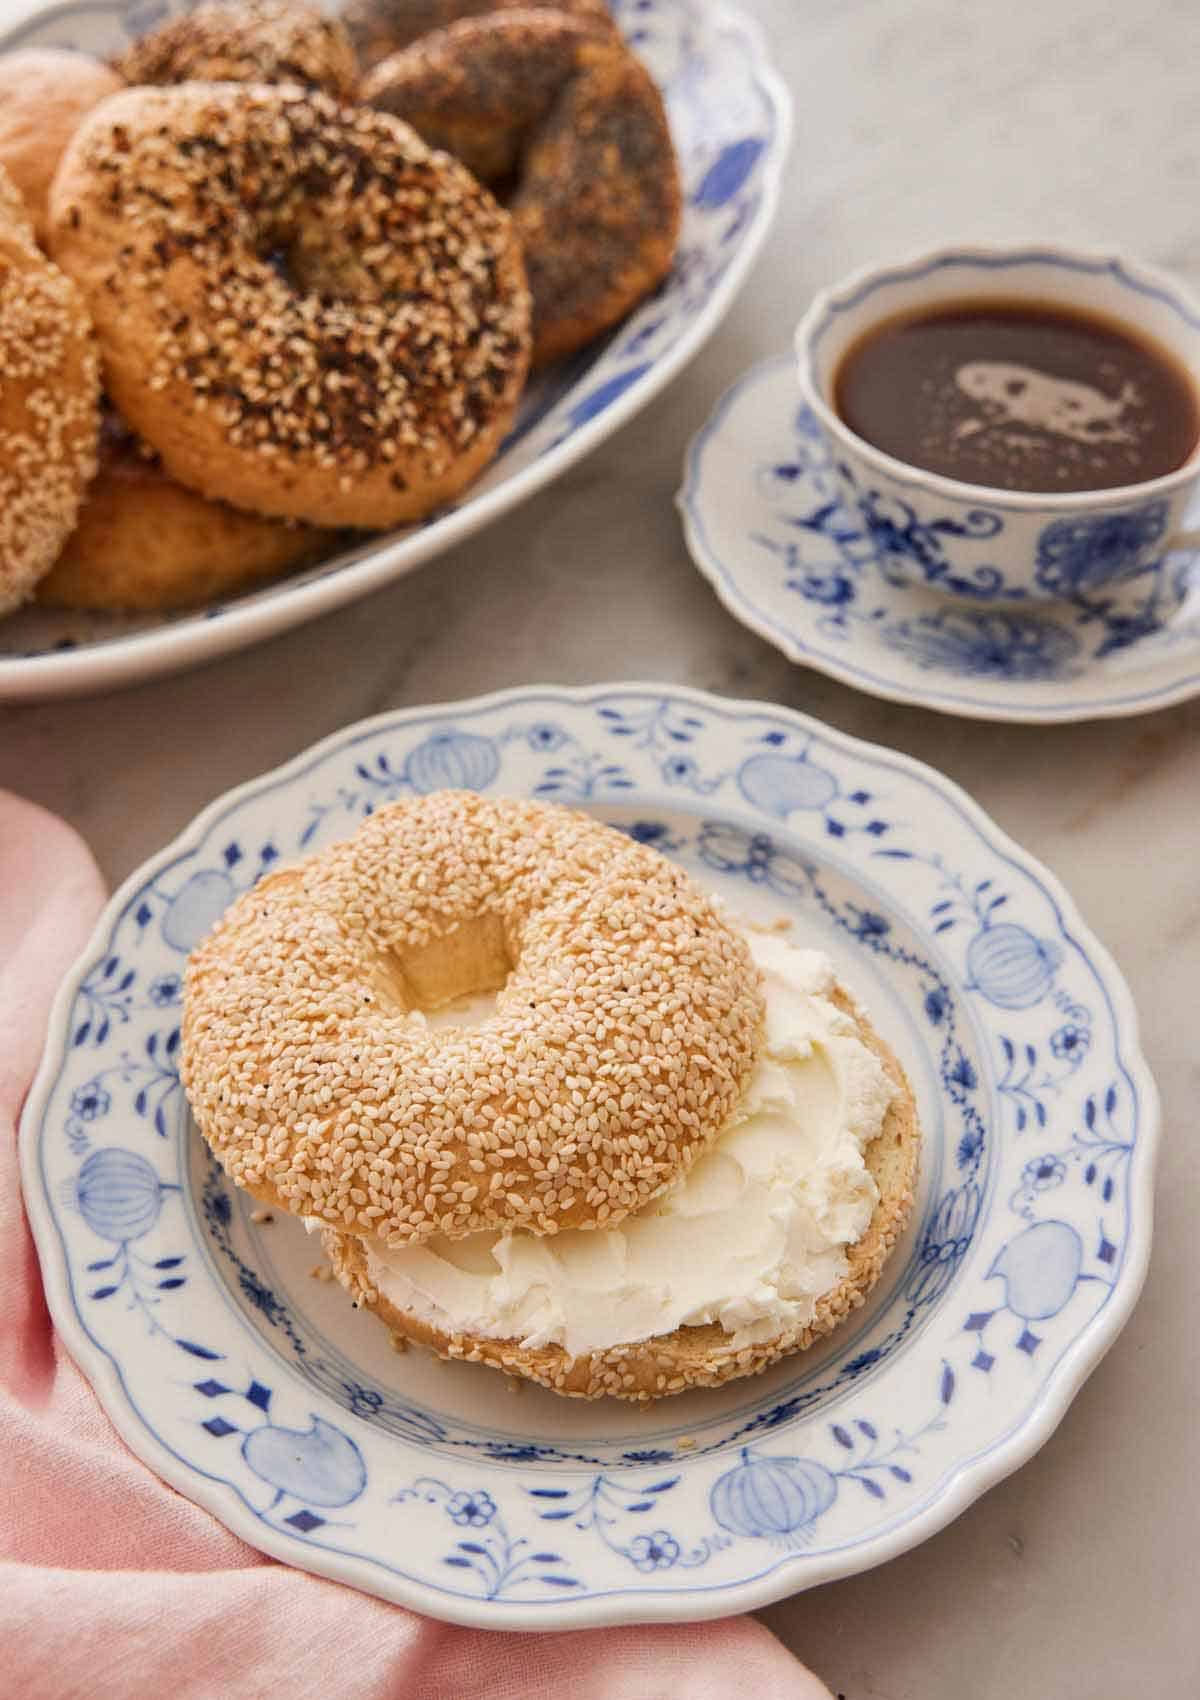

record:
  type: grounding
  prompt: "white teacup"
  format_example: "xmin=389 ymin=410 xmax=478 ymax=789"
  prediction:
xmin=794 ymin=245 xmax=1200 ymax=603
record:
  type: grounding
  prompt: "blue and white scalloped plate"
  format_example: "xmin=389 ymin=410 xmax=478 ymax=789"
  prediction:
xmin=680 ymin=357 xmax=1200 ymax=722
xmin=21 ymin=685 xmax=1157 ymax=1625
xmin=0 ymin=0 xmax=789 ymax=701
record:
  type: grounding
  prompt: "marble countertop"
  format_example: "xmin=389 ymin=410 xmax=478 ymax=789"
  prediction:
xmin=3 ymin=1 xmax=1198 ymax=1693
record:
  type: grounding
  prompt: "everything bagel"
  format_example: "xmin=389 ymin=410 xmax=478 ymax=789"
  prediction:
xmin=48 ymin=83 xmax=531 ymax=527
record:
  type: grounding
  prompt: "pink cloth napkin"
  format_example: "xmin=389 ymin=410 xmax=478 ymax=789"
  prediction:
xmin=0 ymin=788 xmax=830 ymax=1700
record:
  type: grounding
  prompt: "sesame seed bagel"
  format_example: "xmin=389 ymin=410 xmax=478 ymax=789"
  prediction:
xmin=37 ymin=408 xmax=333 ymax=612
xmin=362 ymin=11 xmax=681 ymax=365
xmin=181 ymin=793 xmax=764 ymax=1246
xmin=0 ymin=169 xmax=100 ymax=613
xmin=343 ymin=0 xmax=616 ymax=73
xmin=47 ymin=83 xmax=531 ymax=528
xmin=322 ymin=987 xmax=920 ymax=1400
xmin=116 ymin=0 xmax=359 ymax=99
xmin=0 ymin=49 xmax=123 ymax=248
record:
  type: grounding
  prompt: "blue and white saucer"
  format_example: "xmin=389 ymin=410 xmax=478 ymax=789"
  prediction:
xmin=679 ymin=357 xmax=1200 ymax=722
xmin=21 ymin=686 xmax=1157 ymax=1626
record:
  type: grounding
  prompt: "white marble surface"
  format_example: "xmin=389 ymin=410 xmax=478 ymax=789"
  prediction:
xmin=3 ymin=1 xmax=1200 ymax=1693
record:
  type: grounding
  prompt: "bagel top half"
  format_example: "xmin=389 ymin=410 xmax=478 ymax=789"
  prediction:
xmin=181 ymin=792 xmax=765 ymax=1247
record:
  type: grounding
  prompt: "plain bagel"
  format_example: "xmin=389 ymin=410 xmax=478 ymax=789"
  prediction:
xmin=181 ymin=792 xmax=765 ymax=1247
xmin=37 ymin=409 xmax=333 ymax=612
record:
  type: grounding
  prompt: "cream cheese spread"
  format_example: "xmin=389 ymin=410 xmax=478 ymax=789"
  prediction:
xmin=362 ymin=931 xmax=895 ymax=1357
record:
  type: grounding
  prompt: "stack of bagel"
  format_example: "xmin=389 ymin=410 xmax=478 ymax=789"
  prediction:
xmin=0 ymin=0 xmax=681 ymax=614
xmin=181 ymin=791 xmax=922 ymax=1402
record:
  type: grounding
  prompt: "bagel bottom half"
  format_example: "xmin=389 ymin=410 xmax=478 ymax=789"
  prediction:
xmin=322 ymin=986 xmax=920 ymax=1403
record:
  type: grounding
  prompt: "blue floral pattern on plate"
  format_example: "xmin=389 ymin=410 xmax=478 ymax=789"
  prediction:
xmin=0 ymin=0 xmax=791 ymax=698
xmin=22 ymin=686 xmax=1157 ymax=1627
xmin=679 ymin=357 xmax=1200 ymax=722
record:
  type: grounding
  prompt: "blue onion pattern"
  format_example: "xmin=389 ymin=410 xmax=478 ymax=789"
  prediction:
xmin=241 ymin=1416 xmax=367 ymax=1508
xmin=987 ymin=1221 xmax=1083 ymax=1322
xmin=737 ymin=393 xmax=1179 ymax=681
xmin=966 ymin=923 xmax=1062 ymax=1009
xmin=736 ymin=751 xmax=838 ymax=817
xmin=39 ymin=670 xmax=1140 ymax=1606
xmin=161 ymin=870 xmax=235 ymax=953
xmin=75 ymin=1147 xmax=168 ymax=1243
xmin=405 ymin=731 xmax=499 ymax=794
xmin=710 ymin=1449 xmax=838 ymax=1544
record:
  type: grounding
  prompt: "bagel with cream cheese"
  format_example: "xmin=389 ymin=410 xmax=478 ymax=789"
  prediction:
xmin=182 ymin=793 xmax=921 ymax=1402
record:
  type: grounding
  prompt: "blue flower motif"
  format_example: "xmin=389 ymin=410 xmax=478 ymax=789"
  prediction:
xmin=70 ymin=1083 xmax=111 ymax=1122
xmin=849 ymin=908 xmax=890 ymax=941
xmin=924 ymin=989 xmax=948 ymax=1026
xmin=843 ymin=1348 xmax=883 ymax=1376
xmin=629 ymin=1531 xmax=680 ymax=1571
xmin=148 ymin=974 xmax=182 ymax=1007
xmin=1022 ymin=1155 xmax=1066 ymax=1192
xmin=883 ymin=610 xmax=1081 ymax=682
xmin=207 ymin=1188 xmax=232 ymax=1227
xmin=448 ymin=1491 xmax=496 ymax=1527
xmin=1035 ymin=502 xmax=1168 ymax=597
xmin=621 ymin=1448 xmax=676 ymax=1465
xmin=345 ymin=1382 xmax=384 ymax=1420
xmin=1050 ymin=1022 xmax=1090 ymax=1061
xmin=949 ymin=1050 xmax=978 ymax=1091
xmin=483 ymin=1442 xmax=549 ymax=1463
xmin=794 ymin=571 xmax=855 ymax=606
xmin=957 ymin=1129 xmax=984 ymax=1168
xmin=663 ymin=755 xmax=700 ymax=786
xmin=526 ymin=723 xmax=567 ymax=752
xmin=238 ymin=1269 xmax=287 ymax=1326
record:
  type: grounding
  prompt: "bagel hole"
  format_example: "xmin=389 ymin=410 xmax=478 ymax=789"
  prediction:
xmin=257 ymin=221 xmax=379 ymax=303
xmin=373 ymin=912 xmax=514 ymax=1030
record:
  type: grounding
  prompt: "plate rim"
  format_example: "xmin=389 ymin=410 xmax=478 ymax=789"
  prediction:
xmin=678 ymin=353 xmax=1200 ymax=724
xmin=19 ymin=681 xmax=1160 ymax=1626
xmin=0 ymin=0 xmax=793 ymax=703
